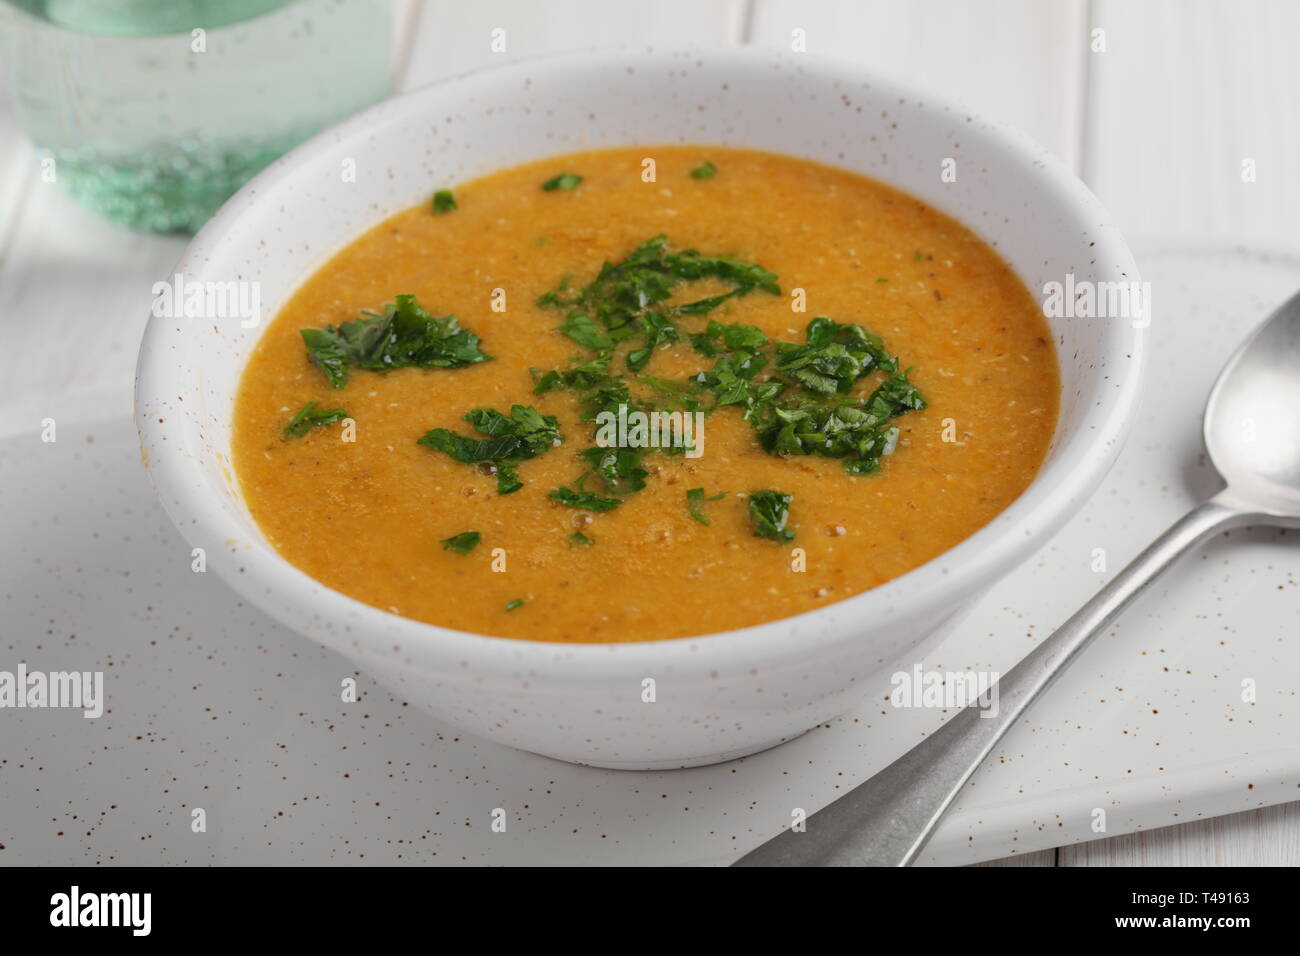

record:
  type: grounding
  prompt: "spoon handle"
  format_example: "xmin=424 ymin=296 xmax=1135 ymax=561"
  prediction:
xmin=734 ymin=496 xmax=1249 ymax=867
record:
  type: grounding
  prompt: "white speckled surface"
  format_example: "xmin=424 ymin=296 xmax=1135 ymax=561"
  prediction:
xmin=2 ymin=243 xmax=1295 ymax=865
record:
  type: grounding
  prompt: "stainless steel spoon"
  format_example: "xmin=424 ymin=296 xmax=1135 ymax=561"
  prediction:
xmin=734 ymin=289 xmax=1300 ymax=867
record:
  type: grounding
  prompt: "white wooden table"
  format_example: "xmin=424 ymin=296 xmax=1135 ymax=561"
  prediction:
xmin=2 ymin=0 xmax=1297 ymax=866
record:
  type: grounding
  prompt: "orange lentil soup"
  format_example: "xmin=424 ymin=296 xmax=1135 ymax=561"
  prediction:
xmin=233 ymin=146 xmax=1058 ymax=643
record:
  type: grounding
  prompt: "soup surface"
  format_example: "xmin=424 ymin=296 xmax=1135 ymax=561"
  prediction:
xmin=233 ymin=146 xmax=1058 ymax=643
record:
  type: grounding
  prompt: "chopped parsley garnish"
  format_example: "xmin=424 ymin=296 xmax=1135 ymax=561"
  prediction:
xmin=689 ymin=319 xmax=773 ymax=410
xmin=505 ymin=598 xmax=525 ymax=611
xmin=690 ymin=320 xmax=768 ymax=357
xmin=773 ymin=316 xmax=896 ymax=396
xmin=546 ymin=438 xmax=651 ymax=513
xmin=558 ymin=312 xmax=613 ymax=351
xmin=626 ymin=311 xmax=678 ymax=372
xmin=530 ymin=353 xmax=611 ymax=395
xmin=282 ymin=401 xmax=348 ymax=439
xmin=748 ymin=490 xmax=795 ymax=542
xmin=686 ymin=488 xmax=726 ymax=525
xmin=394 ymin=237 xmax=924 ymax=546
xmin=537 ymin=235 xmax=779 ymax=374
xmin=542 ymin=172 xmax=583 ymax=191
xmin=689 ymin=161 xmax=717 ymax=179
xmin=491 ymin=465 xmax=522 ymax=494
xmin=549 ymin=486 xmax=621 ymax=512
xmin=300 ymin=293 xmax=491 ymax=388
xmin=432 ymin=189 xmax=457 ymax=214
xmin=693 ymin=350 xmax=776 ymax=408
xmin=686 ymin=315 xmax=928 ymax=473
xmin=580 ymin=447 xmax=649 ymax=495
xmin=531 ymin=354 xmax=642 ymax=423
xmin=440 ymin=531 xmax=481 ymax=554
xmin=753 ymin=371 xmax=925 ymax=475
xmin=535 ymin=274 xmax=570 ymax=308
xmin=636 ymin=374 xmax=704 ymax=413
xmin=538 ymin=241 xmax=925 ymax=531
xmin=418 ymin=404 xmax=562 ymax=494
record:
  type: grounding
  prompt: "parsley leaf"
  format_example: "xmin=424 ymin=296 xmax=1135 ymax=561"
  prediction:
xmin=493 ymin=464 xmax=523 ymax=495
xmin=689 ymin=319 xmax=773 ymax=411
xmin=536 ymin=236 xmax=779 ymax=373
xmin=440 ymin=531 xmax=481 ymax=554
xmin=773 ymin=316 xmax=897 ymax=396
xmin=531 ymin=355 xmax=644 ymax=423
xmin=689 ymin=161 xmax=717 ymax=179
xmin=865 ymin=369 xmax=926 ymax=417
xmin=690 ymin=320 xmax=768 ymax=357
xmin=662 ymin=246 xmax=780 ymax=295
xmin=694 ymin=351 xmax=774 ymax=408
xmin=300 ymin=293 xmax=491 ymax=388
xmin=626 ymin=311 xmax=679 ymax=372
xmin=542 ymin=172 xmax=583 ymax=191
xmin=558 ymin=312 xmax=613 ymax=351
xmin=463 ymin=406 xmax=561 ymax=455
xmin=282 ymin=401 xmax=348 ymax=439
xmin=505 ymin=598 xmax=525 ymax=611
xmin=580 ymin=447 xmax=648 ymax=494
xmin=748 ymin=490 xmax=795 ymax=542
xmin=432 ymin=189 xmax=457 ymax=214
xmin=418 ymin=404 xmax=562 ymax=494
xmin=568 ymin=531 xmax=595 ymax=546
xmin=531 ymin=354 xmax=612 ymax=396
xmin=549 ymin=486 xmax=621 ymax=512
xmin=752 ymin=370 xmax=925 ymax=474
xmin=685 ymin=488 xmax=726 ymax=525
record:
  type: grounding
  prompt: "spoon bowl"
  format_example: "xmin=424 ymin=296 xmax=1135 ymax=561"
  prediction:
xmin=1205 ymin=289 xmax=1300 ymax=520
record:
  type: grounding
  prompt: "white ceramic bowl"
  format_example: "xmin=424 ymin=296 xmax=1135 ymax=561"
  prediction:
xmin=135 ymin=48 xmax=1143 ymax=769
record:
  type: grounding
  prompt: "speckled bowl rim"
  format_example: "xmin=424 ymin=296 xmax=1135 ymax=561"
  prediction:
xmin=136 ymin=46 xmax=1144 ymax=675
